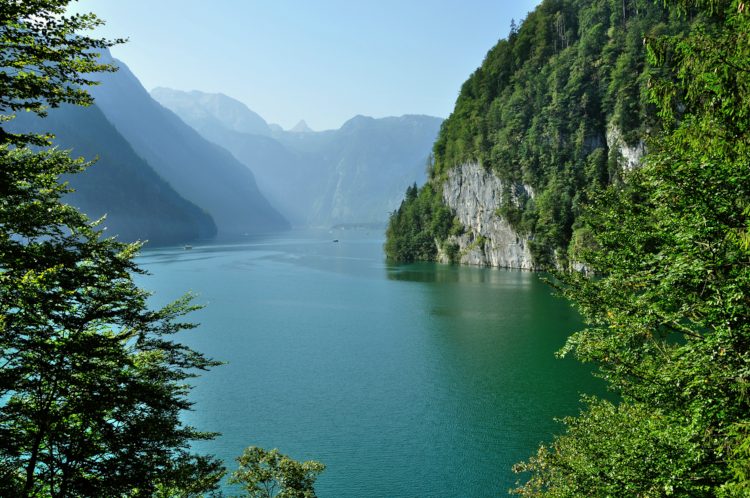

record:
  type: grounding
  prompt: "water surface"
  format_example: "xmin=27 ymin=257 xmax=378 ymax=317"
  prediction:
xmin=136 ymin=230 xmax=599 ymax=497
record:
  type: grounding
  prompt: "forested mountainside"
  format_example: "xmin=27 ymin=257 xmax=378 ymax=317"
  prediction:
xmin=8 ymin=104 xmax=216 ymax=245
xmin=90 ymin=52 xmax=289 ymax=236
xmin=512 ymin=0 xmax=750 ymax=494
xmin=386 ymin=0 xmax=686 ymax=268
xmin=151 ymin=88 xmax=442 ymax=227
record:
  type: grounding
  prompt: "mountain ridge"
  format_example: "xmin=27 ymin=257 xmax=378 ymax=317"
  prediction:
xmin=151 ymin=87 xmax=443 ymax=228
xmin=7 ymin=104 xmax=217 ymax=246
xmin=91 ymin=52 xmax=289 ymax=236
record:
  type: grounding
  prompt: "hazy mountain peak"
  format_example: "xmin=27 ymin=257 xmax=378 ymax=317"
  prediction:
xmin=290 ymin=119 xmax=313 ymax=133
xmin=340 ymin=114 xmax=375 ymax=130
xmin=150 ymin=87 xmax=271 ymax=136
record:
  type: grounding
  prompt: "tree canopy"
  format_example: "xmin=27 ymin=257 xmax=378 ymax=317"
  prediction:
xmin=0 ymin=0 xmax=124 ymax=145
xmin=513 ymin=0 xmax=750 ymax=495
xmin=229 ymin=447 xmax=325 ymax=498
xmin=0 ymin=1 xmax=225 ymax=496
xmin=386 ymin=0 xmax=691 ymax=266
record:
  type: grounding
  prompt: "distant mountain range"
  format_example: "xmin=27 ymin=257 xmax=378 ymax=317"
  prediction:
xmin=9 ymin=52 xmax=290 ymax=245
xmin=151 ymin=88 xmax=442 ymax=227
xmin=91 ymin=52 xmax=289 ymax=236
xmin=7 ymin=52 xmax=441 ymax=244
xmin=150 ymin=87 xmax=272 ymax=137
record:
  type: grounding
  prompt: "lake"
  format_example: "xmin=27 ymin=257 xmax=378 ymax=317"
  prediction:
xmin=136 ymin=229 xmax=599 ymax=497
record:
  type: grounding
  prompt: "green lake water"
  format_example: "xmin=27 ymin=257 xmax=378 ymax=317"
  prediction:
xmin=136 ymin=230 xmax=600 ymax=497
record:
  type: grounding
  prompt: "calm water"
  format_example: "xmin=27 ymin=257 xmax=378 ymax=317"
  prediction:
xmin=136 ymin=230 xmax=599 ymax=497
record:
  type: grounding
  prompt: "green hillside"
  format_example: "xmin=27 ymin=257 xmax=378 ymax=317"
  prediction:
xmin=386 ymin=0 xmax=687 ymax=266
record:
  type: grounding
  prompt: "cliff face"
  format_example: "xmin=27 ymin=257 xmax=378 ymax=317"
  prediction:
xmin=606 ymin=124 xmax=646 ymax=171
xmin=437 ymin=163 xmax=535 ymax=269
xmin=436 ymin=123 xmax=645 ymax=270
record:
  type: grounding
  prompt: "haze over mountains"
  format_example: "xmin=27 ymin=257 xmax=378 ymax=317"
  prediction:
xmin=9 ymin=51 xmax=442 ymax=245
xmin=9 ymin=104 xmax=217 ymax=246
xmin=90 ymin=52 xmax=289 ymax=237
xmin=9 ymin=52 xmax=289 ymax=245
xmin=151 ymin=88 xmax=443 ymax=227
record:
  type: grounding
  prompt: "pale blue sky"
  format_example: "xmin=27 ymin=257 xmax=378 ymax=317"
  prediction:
xmin=73 ymin=1 xmax=540 ymax=131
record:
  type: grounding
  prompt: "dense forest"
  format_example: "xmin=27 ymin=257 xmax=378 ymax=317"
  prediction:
xmin=386 ymin=0 xmax=750 ymax=498
xmin=513 ymin=0 xmax=750 ymax=494
xmin=390 ymin=0 xmax=750 ymax=495
xmin=386 ymin=0 xmax=688 ymax=265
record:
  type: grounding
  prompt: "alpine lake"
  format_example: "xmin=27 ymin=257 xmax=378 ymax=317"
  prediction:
xmin=135 ymin=229 xmax=601 ymax=497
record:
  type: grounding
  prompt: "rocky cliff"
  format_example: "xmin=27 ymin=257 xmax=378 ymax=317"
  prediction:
xmin=436 ymin=163 xmax=535 ymax=269
xmin=606 ymin=124 xmax=646 ymax=171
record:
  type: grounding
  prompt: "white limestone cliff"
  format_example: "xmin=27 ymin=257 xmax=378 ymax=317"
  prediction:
xmin=437 ymin=162 xmax=536 ymax=269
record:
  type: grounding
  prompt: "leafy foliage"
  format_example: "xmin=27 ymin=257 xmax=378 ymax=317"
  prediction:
xmin=386 ymin=0 xmax=690 ymax=266
xmin=229 ymin=447 xmax=325 ymax=498
xmin=384 ymin=183 xmax=459 ymax=262
xmin=0 ymin=146 xmax=225 ymax=497
xmin=0 ymin=0 xmax=123 ymax=145
xmin=0 ymin=2 xmax=225 ymax=496
xmin=513 ymin=0 xmax=750 ymax=494
xmin=514 ymin=398 xmax=703 ymax=496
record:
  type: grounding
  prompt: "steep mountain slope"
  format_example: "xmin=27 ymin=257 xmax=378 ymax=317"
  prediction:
xmin=386 ymin=0 xmax=688 ymax=268
xmin=148 ymin=88 xmax=309 ymax=223
xmin=8 ymin=104 xmax=216 ymax=245
xmin=91 ymin=53 xmax=289 ymax=235
xmin=189 ymin=129 xmax=310 ymax=224
xmin=150 ymin=87 xmax=442 ymax=227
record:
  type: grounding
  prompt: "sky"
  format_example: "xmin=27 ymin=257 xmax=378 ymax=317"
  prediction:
xmin=72 ymin=1 xmax=541 ymax=131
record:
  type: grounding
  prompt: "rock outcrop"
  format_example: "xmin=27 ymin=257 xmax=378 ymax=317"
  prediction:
xmin=436 ymin=123 xmax=645 ymax=270
xmin=437 ymin=162 xmax=536 ymax=269
xmin=606 ymin=124 xmax=645 ymax=170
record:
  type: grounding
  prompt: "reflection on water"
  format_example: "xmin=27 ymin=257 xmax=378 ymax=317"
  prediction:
xmin=387 ymin=261 xmax=532 ymax=287
xmin=136 ymin=230 xmax=600 ymax=497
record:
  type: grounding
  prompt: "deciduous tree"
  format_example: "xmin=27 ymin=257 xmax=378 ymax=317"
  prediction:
xmin=0 ymin=1 xmax=225 ymax=496
xmin=229 ymin=447 xmax=325 ymax=498
xmin=513 ymin=0 xmax=750 ymax=495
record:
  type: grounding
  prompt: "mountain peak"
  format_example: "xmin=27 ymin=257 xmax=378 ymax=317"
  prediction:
xmin=150 ymin=87 xmax=271 ymax=136
xmin=290 ymin=120 xmax=313 ymax=133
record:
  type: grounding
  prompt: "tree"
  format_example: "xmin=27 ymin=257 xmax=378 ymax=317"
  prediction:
xmin=0 ymin=0 xmax=123 ymax=145
xmin=513 ymin=0 xmax=750 ymax=495
xmin=0 ymin=1 xmax=224 ymax=496
xmin=229 ymin=447 xmax=325 ymax=498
